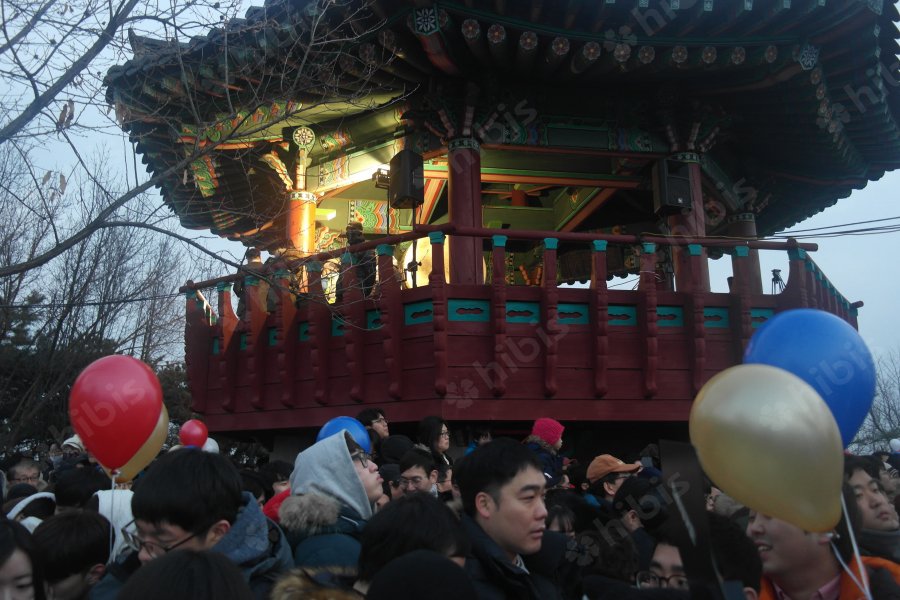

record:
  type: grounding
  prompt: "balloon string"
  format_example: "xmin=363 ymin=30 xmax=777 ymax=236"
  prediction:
xmin=108 ymin=470 xmax=118 ymax=562
xmin=836 ymin=493 xmax=873 ymax=600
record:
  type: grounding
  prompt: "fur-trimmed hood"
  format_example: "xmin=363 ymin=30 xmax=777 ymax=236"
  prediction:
xmin=270 ymin=566 xmax=362 ymax=600
xmin=523 ymin=435 xmax=558 ymax=455
xmin=280 ymin=492 xmax=342 ymax=534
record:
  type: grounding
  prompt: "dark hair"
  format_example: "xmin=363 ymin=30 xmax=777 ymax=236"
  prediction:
xmin=52 ymin=468 xmax=110 ymax=509
xmin=546 ymin=504 xmax=575 ymax=534
xmin=707 ymin=512 xmax=761 ymax=592
xmin=0 ymin=519 xmax=47 ymax=600
xmin=454 ymin=438 xmax=543 ymax=517
xmin=356 ymin=408 xmax=385 ymax=428
xmin=399 ymin=449 xmax=436 ymax=476
xmin=6 ymin=483 xmax=38 ymax=502
xmin=469 ymin=426 xmax=491 ymax=441
xmin=18 ymin=496 xmax=55 ymax=521
xmin=132 ymin=449 xmax=242 ymax=535
xmin=612 ymin=477 xmax=668 ymax=533
xmin=257 ymin=460 xmax=293 ymax=501
xmin=417 ymin=416 xmax=447 ymax=455
xmin=844 ymin=454 xmax=881 ymax=481
xmin=578 ymin=529 xmax=638 ymax=582
xmin=239 ymin=471 xmax=265 ymax=502
xmin=32 ymin=512 xmax=111 ymax=583
xmin=117 ymin=550 xmax=254 ymax=600
xmin=357 ymin=493 xmax=470 ymax=582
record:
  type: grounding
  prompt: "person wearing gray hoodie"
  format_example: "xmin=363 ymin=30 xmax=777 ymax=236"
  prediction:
xmin=279 ymin=431 xmax=383 ymax=569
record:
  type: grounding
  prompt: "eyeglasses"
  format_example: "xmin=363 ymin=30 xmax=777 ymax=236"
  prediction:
xmin=9 ymin=474 xmax=40 ymax=484
xmin=399 ymin=476 xmax=426 ymax=489
xmin=351 ymin=451 xmax=373 ymax=469
xmin=372 ymin=417 xmax=388 ymax=425
xmin=636 ymin=571 xmax=690 ymax=590
xmin=121 ymin=521 xmax=198 ymax=559
xmin=439 ymin=430 xmax=450 ymax=438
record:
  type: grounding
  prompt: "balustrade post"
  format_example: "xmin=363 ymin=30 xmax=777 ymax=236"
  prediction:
xmin=273 ymin=269 xmax=297 ymax=407
xmin=541 ymin=238 xmax=559 ymax=397
xmin=185 ymin=288 xmax=212 ymax=413
xmin=491 ymin=235 xmax=508 ymax=397
xmin=590 ymin=240 xmax=609 ymax=397
xmin=447 ymin=138 xmax=484 ymax=284
xmin=306 ymin=262 xmax=331 ymax=405
xmin=730 ymin=246 xmax=753 ymax=359
xmin=685 ymin=244 xmax=706 ymax=394
xmin=377 ymin=244 xmax=403 ymax=400
xmin=429 ymin=232 xmax=448 ymax=396
xmin=639 ymin=243 xmax=659 ymax=398
xmin=340 ymin=253 xmax=366 ymax=403
xmin=217 ymin=282 xmax=238 ymax=412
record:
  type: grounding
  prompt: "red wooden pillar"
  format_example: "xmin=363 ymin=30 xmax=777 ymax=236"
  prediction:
xmin=541 ymin=238 xmax=559 ymax=397
xmin=685 ymin=244 xmax=706 ymax=395
xmin=447 ymin=138 xmax=483 ymax=284
xmin=429 ymin=232 xmax=449 ymax=396
xmin=287 ymin=190 xmax=318 ymax=256
xmin=638 ymin=242 xmax=659 ymax=398
xmin=725 ymin=213 xmax=763 ymax=294
xmin=376 ymin=244 xmax=403 ymax=400
xmin=490 ymin=235 xmax=508 ymax=397
xmin=667 ymin=159 xmax=709 ymax=293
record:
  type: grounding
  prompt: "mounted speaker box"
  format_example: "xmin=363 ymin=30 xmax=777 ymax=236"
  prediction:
xmin=389 ymin=150 xmax=425 ymax=209
xmin=652 ymin=158 xmax=693 ymax=216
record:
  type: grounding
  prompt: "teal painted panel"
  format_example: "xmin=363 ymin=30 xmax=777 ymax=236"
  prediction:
xmin=656 ymin=306 xmax=684 ymax=327
xmin=704 ymin=307 xmax=730 ymax=328
xmin=366 ymin=310 xmax=382 ymax=330
xmin=609 ymin=305 xmax=637 ymax=326
xmin=212 ymin=338 xmax=219 ymax=355
xmin=298 ymin=322 xmax=310 ymax=342
xmin=404 ymin=301 xmax=434 ymax=325
xmin=506 ymin=301 xmax=540 ymax=324
xmin=750 ymin=308 xmax=774 ymax=329
xmin=558 ymin=303 xmax=589 ymax=325
xmin=239 ymin=333 xmax=248 ymax=350
xmin=268 ymin=327 xmax=278 ymax=346
xmin=448 ymin=299 xmax=490 ymax=322
xmin=332 ymin=318 xmax=346 ymax=336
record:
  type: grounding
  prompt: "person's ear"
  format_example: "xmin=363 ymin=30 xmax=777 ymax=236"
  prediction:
xmin=429 ymin=470 xmax=438 ymax=484
xmin=85 ymin=563 xmax=106 ymax=586
xmin=742 ymin=586 xmax=759 ymax=600
xmin=203 ymin=519 xmax=232 ymax=548
xmin=475 ymin=491 xmax=495 ymax=519
xmin=603 ymin=481 xmax=615 ymax=497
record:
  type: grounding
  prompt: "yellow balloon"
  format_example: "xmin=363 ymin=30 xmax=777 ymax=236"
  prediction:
xmin=690 ymin=364 xmax=843 ymax=532
xmin=103 ymin=406 xmax=169 ymax=483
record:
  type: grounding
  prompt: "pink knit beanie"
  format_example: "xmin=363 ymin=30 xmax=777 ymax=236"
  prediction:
xmin=531 ymin=418 xmax=564 ymax=446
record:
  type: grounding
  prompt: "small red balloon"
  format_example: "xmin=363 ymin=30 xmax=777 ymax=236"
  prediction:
xmin=179 ymin=419 xmax=208 ymax=448
xmin=68 ymin=355 xmax=163 ymax=470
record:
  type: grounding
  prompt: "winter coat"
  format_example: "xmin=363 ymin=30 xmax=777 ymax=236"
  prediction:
xmin=88 ymin=492 xmax=292 ymax=600
xmin=279 ymin=492 xmax=367 ymax=570
xmin=758 ymin=555 xmax=900 ymax=600
xmin=270 ymin=566 xmax=363 ymax=600
xmin=524 ymin=435 xmax=564 ymax=488
xmin=283 ymin=432 xmax=374 ymax=570
xmin=461 ymin=513 xmax=568 ymax=600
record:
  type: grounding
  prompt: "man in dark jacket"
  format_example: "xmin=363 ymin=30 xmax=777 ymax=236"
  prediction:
xmin=89 ymin=449 xmax=292 ymax=600
xmin=454 ymin=438 xmax=570 ymax=600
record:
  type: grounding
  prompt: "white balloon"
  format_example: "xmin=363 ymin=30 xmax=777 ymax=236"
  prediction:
xmin=890 ymin=439 xmax=900 ymax=453
xmin=202 ymin=437 xmax=219 ymax=453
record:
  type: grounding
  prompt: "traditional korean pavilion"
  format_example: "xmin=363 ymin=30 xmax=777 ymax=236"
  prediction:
xmin=105 ymin=0 xmax=900 ymax=448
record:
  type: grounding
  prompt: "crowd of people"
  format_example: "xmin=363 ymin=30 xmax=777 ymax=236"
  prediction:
xmin=1 ymin=413 xmax=899 ymax=599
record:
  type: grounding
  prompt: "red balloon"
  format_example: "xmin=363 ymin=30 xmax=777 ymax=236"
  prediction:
xmin=68 ymin=355 xmax=163 ymax=470
xmin=179 ymin=419 xmax=208 ymax=448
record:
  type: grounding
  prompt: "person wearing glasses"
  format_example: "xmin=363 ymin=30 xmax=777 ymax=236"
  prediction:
xmin=279 ymin=431 xmax=383 ymax=571
xmin=89 ymin=449 xmax=292 ymax=600
xmin=357 ymin=408 xmax=389 ymax=462
xmin=584 ymin=454 xmax=639 ymax=511
xmin=397 ymin=449 xmax=439 ymax=498
xmin=6 ymin=459 xmax=45 ymax=492
xmin=417 ymin=416 xmax=453 ymax=467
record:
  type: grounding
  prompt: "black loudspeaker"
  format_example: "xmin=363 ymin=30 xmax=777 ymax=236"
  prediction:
xmin=652 ymin=158 xmax=693 ymax=215
xmin=389 ymin=150 xmax=425 ymax=209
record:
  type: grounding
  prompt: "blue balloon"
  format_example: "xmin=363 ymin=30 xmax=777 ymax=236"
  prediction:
xmin=744 ymin=309 xmax=875 ymax=447
xmin=316 ymin=416 xmax=372 ymax=453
